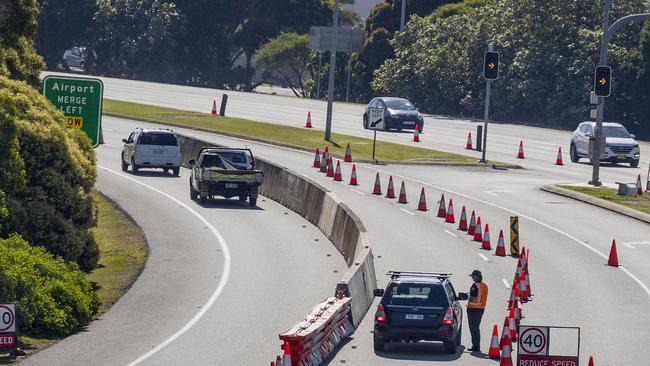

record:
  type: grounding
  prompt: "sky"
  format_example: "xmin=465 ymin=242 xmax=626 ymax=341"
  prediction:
xmin=351 ymin=0 xmax=383 ymax=18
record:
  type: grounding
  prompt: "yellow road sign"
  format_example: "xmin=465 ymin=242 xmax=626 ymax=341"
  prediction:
xmin=65 ymin=116 xmax=84 ymax=129
xmin=510 ymin=216 xmax=520 ymax=256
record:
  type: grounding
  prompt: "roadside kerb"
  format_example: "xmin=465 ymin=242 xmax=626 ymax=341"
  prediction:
xmin=176 ymin=134 xmax=377 ymax=328
xmin=541 ymin=185 xmax=650 ymax=225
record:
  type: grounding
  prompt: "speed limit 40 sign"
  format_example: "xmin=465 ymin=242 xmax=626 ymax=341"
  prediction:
xmin=517 ymin=325 xmax=580 ymax=366
xmin=518 ymin=326 xmax=549 ymax=355
xmin=0 ymin=304 xmax=17 ymax=348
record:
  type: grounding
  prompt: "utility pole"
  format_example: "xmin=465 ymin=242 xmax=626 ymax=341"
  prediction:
xmin=591 ymin=0 xmax=611 ymax=186
xmin=400 ymin=0 xmax=407 ymax=31
xmin=325 ymin=0 xmax=339 ymax=141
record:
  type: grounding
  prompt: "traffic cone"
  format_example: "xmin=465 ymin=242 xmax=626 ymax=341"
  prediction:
xmin=320 ymin=153 xmax=327 ymax=173
xmin=473 ymin=216 xmax=483 ymax=242
xmin=437 ymin=194 xmax=447 ymax=218
xmin=495 ymin=230 xmax=506 ymax=256
xmin=313 ymin=148 xmax=321 ymax=168
xmin=467 ymin=210 xmax=477 ymax=236
xmin=398 ymin=181 xmax=408 ymax=204
xmin=482 ymin=224 xmax=491 ymax=250
xmin=349 ymin=164 xmax=358 ymax=186
xmin=333 ymin=160 xmax=343 ymax=181
xmin=608 ymin=239 xmax=619 ymax=267
xmin=519 ymin=273 xmax=530 ymax=302
xmin=386 ymin=176 xmax=396 ymax=199
xmin=515 ymin=257 xmax=523 ymax=279
xmin=466 ymin=132 xmax=473 ymax=150
xmin=509 ymin=306 xmax=518 ymax=328
xmin=270 ymin=362 xmax=275 ymax=366
xmin=326 ymin=157 xmax=334 ymax=177
xmin=517 ymin=141 xmax=525 ymax=159
xmin=372 ymin=173 xmax=382 ymax=195
xmin=637 ymin=174 xmax=643 ymax=195
xmin=417 ymin=188 xmax=428 ymax=211
xmin=305 ymin=111 xmax=313 ymax=128
xmin=556 ymin=146 xmax=564 ymax=165
xmin=282 ymin=341 xmax=292 ymax=366
xmin=344 ymin=143 xmax=352 ymax=162
xmin=211 ymin=99 xmax=218 ymax=116
xmin=458 ymin=206 xmax=468 ymax=231
xmin=500 ymin=334 xmax=513 ymax=366
xmin=488 ymin=324 xmax=501 ymax=359
xmin=324 ymin=146 xmax=330 ymax=160
xmin=512 ymin=299 xmax=522 ymax=326
xmin=588 ymin=355 xmax=594 ymax=366
xmin=445 ymin=198 xmax=455 ymax=223
xmin=276 ymin=355 xmax=282 ymax=366
xmin=508 ymin=314 xmax=517 ymax=342
xmin=500 ymin=316 xmax=510 ymax=348
xmin=413 ymin=124 xmax=420 ymax=142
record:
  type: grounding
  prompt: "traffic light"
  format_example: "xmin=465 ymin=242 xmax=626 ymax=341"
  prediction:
xmin=594 ymin=65 xmax=612 ymax=97
xmin=483 ymin=51 xmax=500 ymax=80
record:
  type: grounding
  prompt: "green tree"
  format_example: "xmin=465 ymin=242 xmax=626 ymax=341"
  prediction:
xmin=255 ymin=32 xmax=314 ymax=97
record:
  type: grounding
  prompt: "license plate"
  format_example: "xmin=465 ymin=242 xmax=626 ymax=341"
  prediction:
xmin=617 ymin=154 xmax=625 ymax=160
xmin=405 ymin=314 xmax=423 ymax=320
xmin=225 ymin=183 xmax=238 ymax=189
xmin=403 ymin=121 xmax=415 ymax=126
xmin=152 ymin=149 xmax=164 ymax=155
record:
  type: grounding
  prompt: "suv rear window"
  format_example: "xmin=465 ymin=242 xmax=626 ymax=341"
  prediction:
xmin=138 ymin=132 xmax=178 ymax=146
xmin=385 ymin=283 xmax=449 ymax=307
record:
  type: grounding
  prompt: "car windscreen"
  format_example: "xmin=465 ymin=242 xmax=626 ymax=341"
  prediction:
xmin=603 ymin=126 xmax=630 ymax=138
xmin=138 ymin=133 xmax=178 ymax=146
xmin=217 ymin=152 xmax=249 ymax=168
xmin=201 ymin=155 xmax=225 ymax=169
xmin=384 ymin=99 xmax=416 ymax=110
xmin=385 ymin=283 xmax=448 ymax=307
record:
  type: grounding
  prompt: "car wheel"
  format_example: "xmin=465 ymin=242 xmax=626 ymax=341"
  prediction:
xmin=363 ymin=114 xmax=369 ymax=129
xmin=172 ymin=167 xmax=180 ymax=176
xmin=121 ymin=153 xmax=128 ymax=172
xmin=239 ymin=195 xmax=247 ymax=202
xmin=63 ymin=61 xmax=70 ymax=71
xmin=164 ymin=168 xmax=170 ymax=174
xmin=570 ymin=144 xmax=579 ymax=163
xmin=249 ymin=197 xmax=257 ymax=207
xmin=373 ymin=334 xmax=386 ymax=352
xmin=79 ymin=61 xmax=85 ymax=71
xmin=630 ymin=159 xmax=639 ymax=168
xmin=444 ymin=336 xmax=458 ymax=354
xmin=131 ymin=157 xmax=139 ymax=173
xmin=456 ymin=328 xmax=462 ymax=345
xmin=189 ymin=180 xmax=197 ymax=201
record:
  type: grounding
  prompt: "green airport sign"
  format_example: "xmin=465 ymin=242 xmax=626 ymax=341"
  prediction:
xmin=43 ymin=75 xmax=104 ymax=148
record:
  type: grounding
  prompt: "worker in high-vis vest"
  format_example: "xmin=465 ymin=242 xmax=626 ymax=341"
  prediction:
xmin=466 ymin=269 xmax=488 ymax=353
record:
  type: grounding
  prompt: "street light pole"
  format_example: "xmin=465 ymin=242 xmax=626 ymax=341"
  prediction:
xmin=400 ymin=0 xmax=406 ymax=31
xmin=591 ymin=0 xmax=611 ymax=186
xmin=325 ymin=0 xmax=340 ymax=141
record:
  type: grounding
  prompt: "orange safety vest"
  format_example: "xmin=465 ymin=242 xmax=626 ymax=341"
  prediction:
xmin=467 ymin=282 xmax=488 ymax=309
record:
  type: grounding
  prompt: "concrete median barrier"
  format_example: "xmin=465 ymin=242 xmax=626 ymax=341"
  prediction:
xmin=176 ymin=134 xmax=377 ymax=329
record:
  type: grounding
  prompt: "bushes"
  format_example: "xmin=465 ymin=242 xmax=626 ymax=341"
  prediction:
xmin=0 ymin=76 xmax=99 ymax=270
xmin=0 ymin=235 xmax=100 ymax=335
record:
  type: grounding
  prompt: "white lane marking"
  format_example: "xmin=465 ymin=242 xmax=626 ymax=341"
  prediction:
xmin=443 ymin=229 xmax=458 ymax=238
xmin=98 ymin=166 xmax=232 ymax=366
xmin=399 ymin=208 xmax=415 ymax=216
xmin=478 ymin=253 xmax=490 ymax=262
xmin=622 ymin=241 xmax=650 ymax=249
xmin=351 ymin=189 xmax=366 ymax=195
xmin=484 ymin=190 xmax=515 ymax=196
xmin=362 ymin=166 xmax=650 ymax=298
xmin=502 ymin=278 xmax=511 ymax=288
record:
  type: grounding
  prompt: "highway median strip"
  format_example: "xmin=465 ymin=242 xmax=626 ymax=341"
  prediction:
xmin=103 ymin=99 xmax=515 ymax=167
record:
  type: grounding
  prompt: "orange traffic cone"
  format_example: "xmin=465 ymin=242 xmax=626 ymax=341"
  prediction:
xmin=344 ymin=143 xmax=352 ymax=162
xmin=398 ymin=181 xmax=408 ymax=204
xmin=608 ymin=239 xmax=619 ymax=267
xmin=588 ymin=355 xmax=594 ymax=366
xmin=211 ymin=99 xmax=218 ymax=116
xmin=517 ymin=141 xmax=525 ymax=159
xmin=510 ymin=302 xmax=521 ymax=327
xmin=488 ymin=324 xmax=501 ymax=359
xmin=320 ymin=153 xmax=327 ymax=173
xmin=473 ymin=216 xmax=483 ymax=242
xmin=437 ymin=194 xmax=447 ymax=218
xmin=349 ymin=164 xmax=358 ymax=185
xmin=417 ymin=188 xmax=428 ymax=211
xmin=458 ymin=206 xmax=468 ymax=231
xmin=372 ymin=173 xmax=382 ymax=195
xmin=275 ymin=355 xmax=282 ymax=366
xmin=386 ymin=176 xmax=396 ymax=199
xmin=445 ymin=198 xmax=455 ymax=223
xmin=495 ymin=230 xmax=506 ymax=256
xmin=556 ymin=146 xmax=563 ymax=165
xmin=508 ymin=314 xmax=517 ymax=342
xmin=305 ymin=111 xmax=313 ymax=128
xmin=333 ymin=160 xmax=343 ymax=181
xmin=466 ymin=132 xmax=473 ymax=150
xmin=324 ymin=146 xmax=329 ymax=159
xmin=270 ymin=362 xmax=275 ymax=366
xmin=313 ymin=148 xmax=321 ymax=168
xmin=413 ymin=124 xmax=420 ymax=142
xmin=467 ymin=210 xmax=477 ymax=236
xmin=500 ymin=316 xmax=511 ymax=348
xmin=482 ymin=224 xmax=491 ymax=250
xmin=637 ymin=174 xmax=643 ymax=195
xmin=282 ymin=341 xmax=292 ymax=365
xmin=500 ymin=334 xmax=513 ymax=366
xmin=519 ymin=273 xmax=530 ymax=302
xmin=326 ymin=157 xmax=334 ymax=177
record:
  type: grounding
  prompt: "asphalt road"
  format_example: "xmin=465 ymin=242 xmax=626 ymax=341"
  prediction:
xmin=20 ymin=119 xmax=347 ymax=366
xmin=99 ymin=116 xmax=650 ymax=365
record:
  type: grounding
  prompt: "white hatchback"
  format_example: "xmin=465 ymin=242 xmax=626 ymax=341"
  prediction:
xmin=121 ymin=128 xmax=182 ymax=175
xmin=570 ymin=121 xmax=640 ymax=167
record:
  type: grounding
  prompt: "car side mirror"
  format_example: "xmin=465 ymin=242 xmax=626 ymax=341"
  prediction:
xmin=373 ymin=289 xmax=384 ymax=297
xmin=189 ymin=159 xmax=196 ymax=166
xmin=122 ymin=138 xmax=128 ymax=143
xmin=457 ymin=292 xmax=469 ymax=301
xmin=630 ymin=134 xmax=636 ymax=139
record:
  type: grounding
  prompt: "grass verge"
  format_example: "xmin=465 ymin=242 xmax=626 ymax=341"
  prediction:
xmin=558 ymin=185 xmax=650 ymax=215
xmin=104 ymin=99 xmax=498 ymax=165
xmin=0 ymin=193 xmax=147 ymax=363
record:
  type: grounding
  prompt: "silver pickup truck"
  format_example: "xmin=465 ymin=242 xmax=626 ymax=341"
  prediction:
xmin=189 ymin=147 xmax=264 ymax=206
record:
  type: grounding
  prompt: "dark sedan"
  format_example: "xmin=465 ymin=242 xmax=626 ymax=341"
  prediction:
xmin=363 ymin=97 xmax=424 ymax=132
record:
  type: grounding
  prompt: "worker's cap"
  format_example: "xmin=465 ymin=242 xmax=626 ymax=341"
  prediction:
xmin=469 ymin=270 xmax=482 ymax=278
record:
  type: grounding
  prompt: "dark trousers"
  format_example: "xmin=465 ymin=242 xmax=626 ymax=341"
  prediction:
xmin=467 ymin=308 xmax=485 ymax=350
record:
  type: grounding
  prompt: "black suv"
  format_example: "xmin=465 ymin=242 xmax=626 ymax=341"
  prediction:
xmin=373 ymin=271 xmax=468 ymax=353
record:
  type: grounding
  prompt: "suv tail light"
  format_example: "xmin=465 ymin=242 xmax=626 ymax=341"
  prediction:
xmin=441 ymin=307 xmax=454 ymax=325
xmin=375 ymin=304 xmax=387 ymax=323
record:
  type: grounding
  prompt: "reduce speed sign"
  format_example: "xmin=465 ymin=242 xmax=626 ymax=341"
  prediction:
xmin=518 ymin=326 xmax=549 ymax=355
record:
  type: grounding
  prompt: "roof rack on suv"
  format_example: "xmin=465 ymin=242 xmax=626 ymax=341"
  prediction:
xmin=386 ymin=271 xmax=452 ymax=280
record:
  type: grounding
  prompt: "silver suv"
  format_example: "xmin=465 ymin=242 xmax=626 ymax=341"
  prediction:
xmin=121 ymin=128 xmax=182 ymax=175
xmin=570 ymin=122 xmax=640 ymax=167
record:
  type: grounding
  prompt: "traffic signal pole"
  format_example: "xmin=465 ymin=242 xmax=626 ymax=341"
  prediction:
xmin=480 ymin=43 xmax=494 ymax=164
